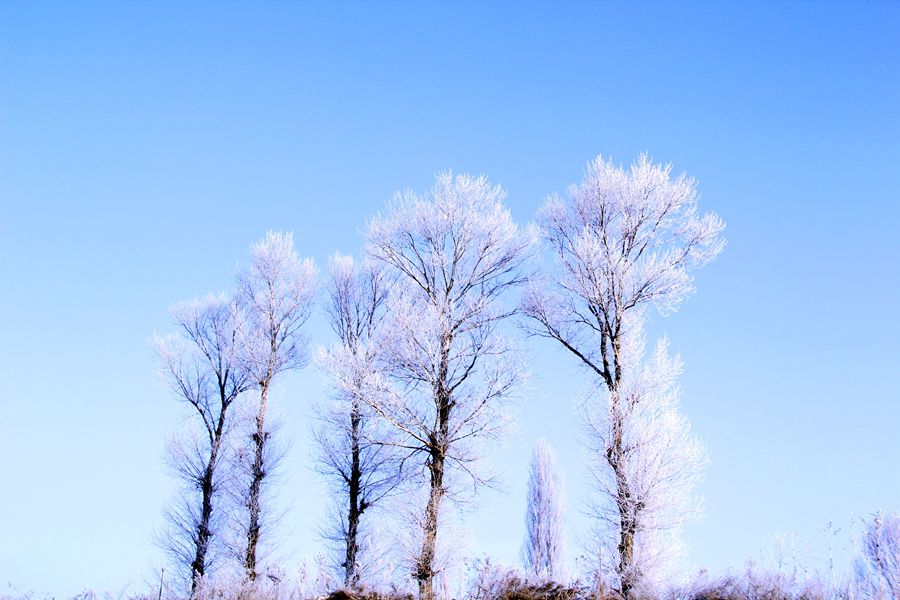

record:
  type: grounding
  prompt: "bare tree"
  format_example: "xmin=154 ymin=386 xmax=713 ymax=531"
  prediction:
xmin=317 ymin=253 xmax=407 ymax=587
xmin=154 ymin=294 xmax=251 ymax=592
xmin=234 ymin=231 xmax=317 ymax=580
xmin=365 ymin=172 xmax=534 ymax=600
xmin=854 ymin=512 xmax=900 ymax=600
xmin=522 ymin=155 xmax=724 ymax=597
xmin=522 ymin=439 xmax=566 ymax=583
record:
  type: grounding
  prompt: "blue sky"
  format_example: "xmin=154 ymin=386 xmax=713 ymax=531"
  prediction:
xmin=1 ymin=1 xmax=898 ymax=596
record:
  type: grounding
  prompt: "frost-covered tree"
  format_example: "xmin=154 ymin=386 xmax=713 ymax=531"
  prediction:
xmin=522 ymin=439 xmax=566 ymax=583
xmin=234 ymin=231 xmax=317 ymax=580
xmin=583 ymin=334 xmax=707 ymax=592
xmin=854 ymin=512 xmax=900 ymax=599
xmin=365 ymin=172 xmax=534 ymax=600
xmin=522 ymin=155 xmax=724 ymax=597
xmin=318 ymin=253 xmax=407 ymax=587
xmin=154 ymin=294 xmax=251 ymax=591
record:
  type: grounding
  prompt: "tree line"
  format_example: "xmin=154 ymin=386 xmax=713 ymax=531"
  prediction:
xmin=164 ymin=154 xmax=900 ymax=600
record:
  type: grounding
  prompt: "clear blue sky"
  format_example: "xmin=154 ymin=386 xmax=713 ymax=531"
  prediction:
xmin=1 ymin=1 xmax=898 ymax=596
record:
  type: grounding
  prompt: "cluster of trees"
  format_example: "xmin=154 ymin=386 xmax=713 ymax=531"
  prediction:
xmin=154 ymin=232 xmax=317 ymax=589
xmin=154 ymin=155 xmax=729 ymax=599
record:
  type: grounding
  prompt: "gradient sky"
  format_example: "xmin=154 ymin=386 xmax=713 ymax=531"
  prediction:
xmin=1 ymin=1 xmax=899 ymax=596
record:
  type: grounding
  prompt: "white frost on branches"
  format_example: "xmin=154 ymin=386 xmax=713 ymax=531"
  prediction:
xmin=522 ymin=154 xmax=725 ymax=365
xmin=237 ymin=231 xmax=318 ymax=384
xmin=522 ymin=439 xmax=566 ymax=583
xmin=584 ymin=335 xmax=708 ymax=590
xmin=233 ymin=231 xmax=317 ymax=580
xmin=153 ymin=294 xmax=251 ymax=591
xmin=522 ymin=155 xmax=723 ymax=598
xmin=317 ymin=253 xmax=408 ymax=588
xmin=363 ymin=172 xmax=534 ymax=600
xmin=854 ymin=511 xmax=900 ymax=599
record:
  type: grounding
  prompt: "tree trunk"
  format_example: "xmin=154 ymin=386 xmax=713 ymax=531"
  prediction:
xmin=608 ymin=428 xmax=637 ymax=597
xmin=618 ymin=519 xmax=636 ymax=599
xmin=416 ymin=446 xmax=445 ymax=600
xmin=345 ymin=403 xmax=364 ymax=588
xmin=418 ymin=349 xmax=452 ymax=600
xmin=610 ymin=395 xmax=634 ymax=597
xmin=191 ymin=425 xmax=223 ymax=593
xmin=191 ymin=461 xmax=215 ymax=592
xmin=244 ymin=382 xmax=269 ymax=580
xmin=606 ymin=333 xmax=637 ymax=599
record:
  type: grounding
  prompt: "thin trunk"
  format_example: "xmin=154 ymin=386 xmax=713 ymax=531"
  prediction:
xmin=416 ymin=445 xmax=445 ymax=600
xmin=191 ymin=461 xmax=215 ymax=592
xmin=191 ymin=414 xmax=225 ymax=593
xmin=417 ymin=342 xmax=451 ymax=600
xmin=244 ymin=381 xmax=269 ymax=580
xmin=618 ymin=506 xmax=636 ymax=599
xmin=604 ymin=330 xmax=637 ymax=599
xmin=344 ymin=403 xmax=364 ymax=588
xmin=606 ymin=385 xmax=636 ymax=598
